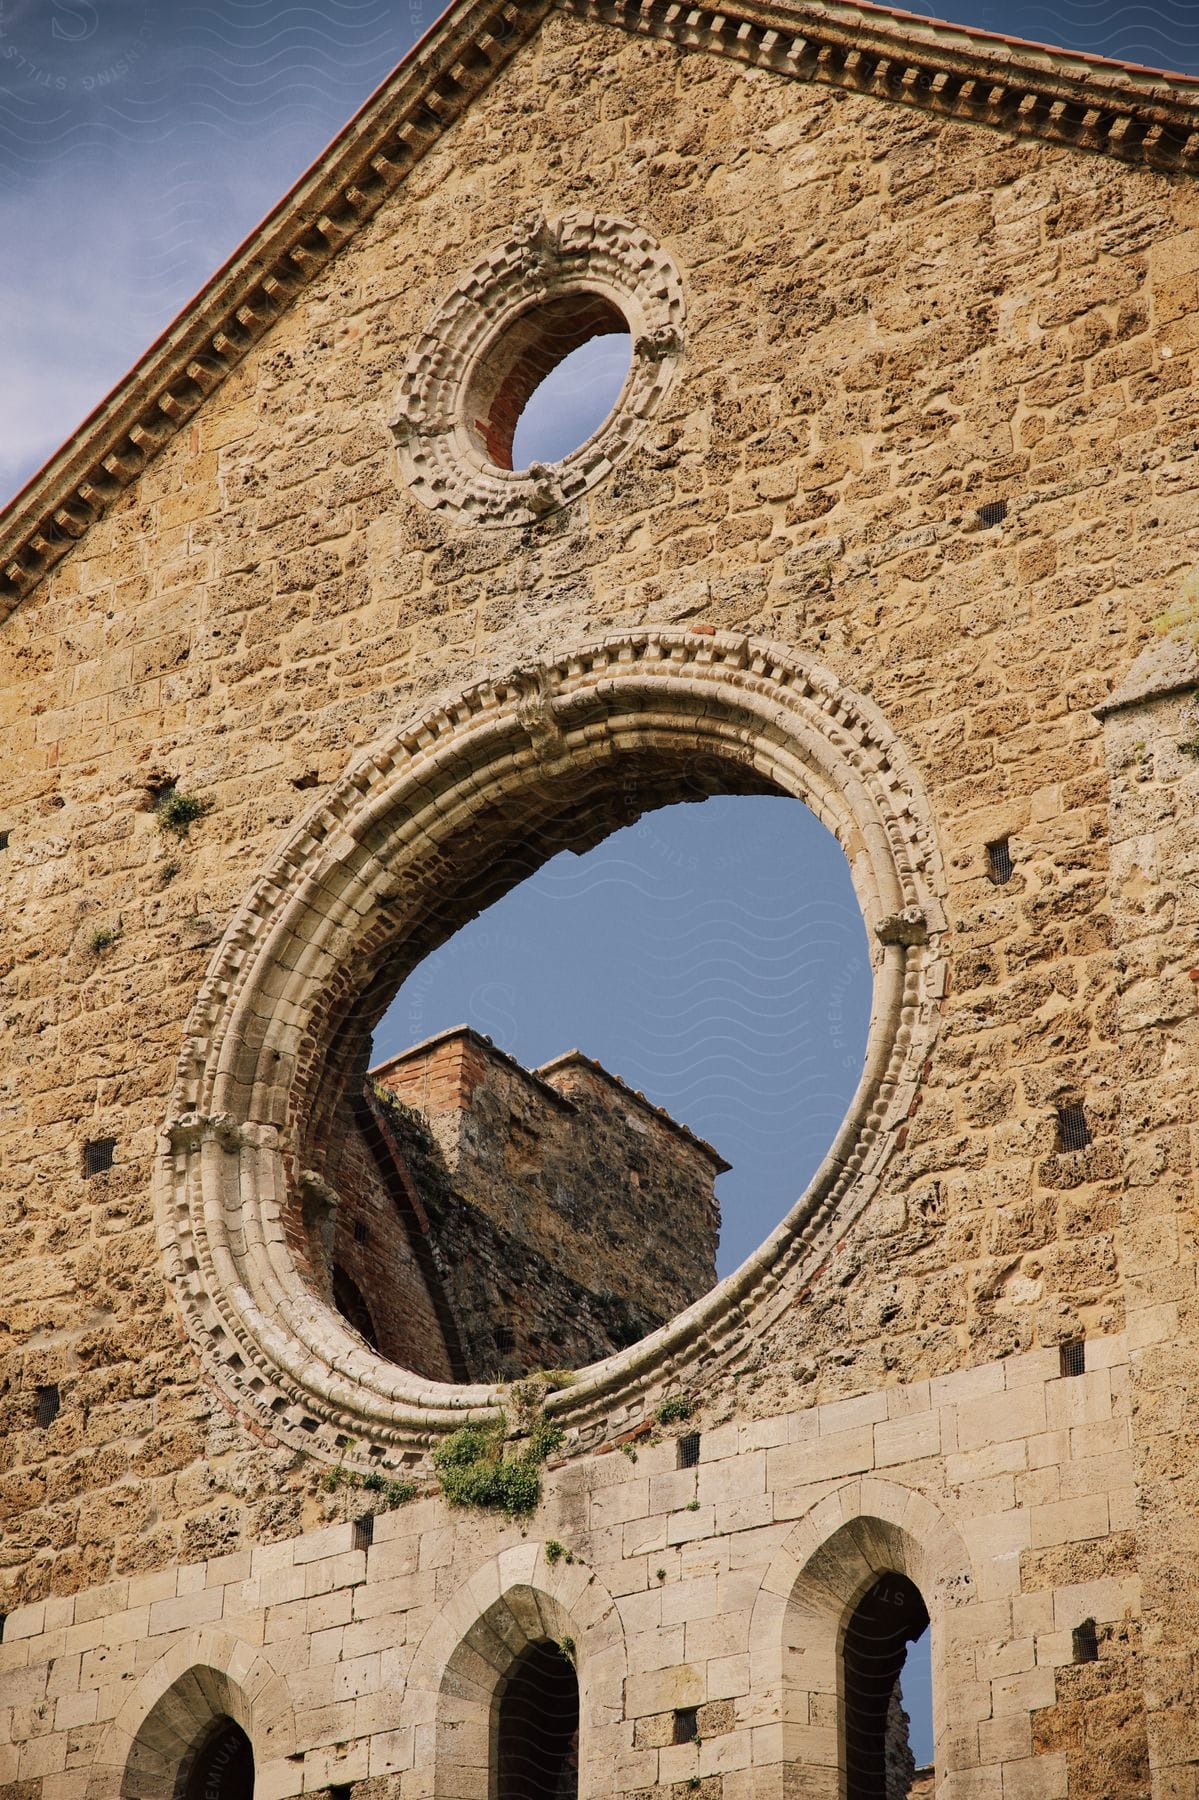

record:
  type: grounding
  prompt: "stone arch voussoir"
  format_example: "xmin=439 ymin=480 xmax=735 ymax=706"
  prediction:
xmin=403 ymin=1545 xmax=625 ymax=1798
xmin=749 ymin=1478 xmax=977 ymax=1800
xmin=86 ymin=1629 xmax=295 ymax=1800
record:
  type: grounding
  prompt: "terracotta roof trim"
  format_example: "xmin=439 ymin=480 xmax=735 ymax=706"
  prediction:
xmin=371 ymin=1025 xmax=580 ymax=1115
xmin=578 ymin=0 xmax=1199 ymax=143
xmin=1 ymin=0 xmax=1197 ymax=618
xmin=778 ymin=0 xmax=1199 ymax=88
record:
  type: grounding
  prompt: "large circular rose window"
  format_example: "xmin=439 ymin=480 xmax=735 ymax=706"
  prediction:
xmin=156 ymin=629 xmax=945 ymax=1470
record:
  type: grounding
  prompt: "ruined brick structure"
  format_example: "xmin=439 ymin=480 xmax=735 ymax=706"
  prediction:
xmin=2 ymin=0 xmax=1199 ymax=1794
xmin=322 ymin=1029 xmax=725 ymax=1381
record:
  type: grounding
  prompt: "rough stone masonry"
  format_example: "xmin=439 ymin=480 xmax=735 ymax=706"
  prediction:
xmin=1 ymin=0 xmax=1198 ymax=1794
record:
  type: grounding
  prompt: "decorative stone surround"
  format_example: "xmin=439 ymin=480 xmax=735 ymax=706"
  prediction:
xmin=155 ymin=627 xmax=947 ymax=1469
xmin=391 ymin=212 xmax=684 ymax=526
xmin=1 ymin=0 xmax=1196 ymax=609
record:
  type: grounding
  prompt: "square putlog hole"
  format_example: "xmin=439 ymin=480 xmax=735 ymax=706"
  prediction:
xmin=84 ymin=1137 xmax=116 ymax=1177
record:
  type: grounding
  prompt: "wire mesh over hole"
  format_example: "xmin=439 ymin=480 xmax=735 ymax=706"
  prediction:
xmin=677 ymin=1431 xmax=701 ymax=1469
xmin=985 ymin=838 xmax=1013 ymax=885
xmin=1056 ymin=1102 xmax=1092 ymax=1152
xmin=467 ymin=292 xmax=630 ymax=471
xmin=84 ymin=1136 xmax=116 ymax=1177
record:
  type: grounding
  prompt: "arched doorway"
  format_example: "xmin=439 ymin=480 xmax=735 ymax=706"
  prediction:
xmin=496 ymin=1639 xmax=579 ymax=1800
xmin=116 ymin=1663 xmax=259 ymax=1800
xmin=404 ymin=1566 xmax=625 ymax=1800
xmin=179 ymin=1717 xmax=254 ymax=1799
xmin=842 ymin=1573 xmax=929 ymax=1800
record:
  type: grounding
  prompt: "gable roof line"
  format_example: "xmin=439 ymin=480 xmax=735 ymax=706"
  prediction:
xmin=2 ymin=0 xmax=1197 ymax=620
xmin=0 ymin=0 xmax=553 ymax=622
xmin=712 ymin=0 xmax=1199 ymax=92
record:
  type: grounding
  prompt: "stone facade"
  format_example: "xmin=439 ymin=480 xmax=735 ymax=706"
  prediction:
xmin=1 ymin=0 xmax=1199 ymax=1795
xmin=0 ymin=1340 xmax=1141 ymax=1797
xmin=319 ymin=1085 xmax=465 ymax=1382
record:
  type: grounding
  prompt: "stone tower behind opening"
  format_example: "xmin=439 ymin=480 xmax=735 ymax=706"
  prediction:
xmin=319 ymin=1026 xmax=725 ymax=1380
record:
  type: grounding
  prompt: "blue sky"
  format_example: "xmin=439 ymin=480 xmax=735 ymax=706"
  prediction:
xmin=0 ymin=0 xmax=432 ymax=500
xmin=372 ymin=796 xmax=873 ymax=1280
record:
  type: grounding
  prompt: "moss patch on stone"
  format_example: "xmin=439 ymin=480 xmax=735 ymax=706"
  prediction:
xmin=154 ymin=785 xmax=211 ymax=837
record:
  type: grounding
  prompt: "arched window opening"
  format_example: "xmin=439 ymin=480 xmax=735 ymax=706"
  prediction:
xmin=332 ymin=1264 xmax=380 ymax=1351
xmin=178 ymin=1716 xmax=253 ymax=1800
xmin=843 ymin=1573 xmax=930 ymax=1800
xmin=899 ymin=1625 xmax=934 ymax=1793
xmin=496 ymin=1639 xmax=579 ymax=1800
xmin=165 ymin=632 xmax=943 ymax=1450
xmin=121 ymin=1665 xmax=266 ymax=1800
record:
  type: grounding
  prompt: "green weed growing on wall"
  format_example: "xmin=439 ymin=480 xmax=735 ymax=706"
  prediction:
xmin=318 ymin=1463 xmax=416 ymax=1510
xmin=154 ymin=784 xmax=211 ymax=838
xmin=432 ymin=1411 xmax=564 ymax=1517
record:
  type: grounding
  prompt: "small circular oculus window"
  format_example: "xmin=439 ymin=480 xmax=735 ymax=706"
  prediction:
xmin=507 ymin=313 xmax=633 ymax=471
xmin=392 ymin=212 xmax=684 ymax=528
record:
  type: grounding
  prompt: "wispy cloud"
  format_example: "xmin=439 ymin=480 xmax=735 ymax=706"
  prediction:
xmin=0 ymin=0 xmax=434 ymax=503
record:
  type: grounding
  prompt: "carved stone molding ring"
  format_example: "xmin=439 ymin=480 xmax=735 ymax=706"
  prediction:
xmin=156 ymin=629 xmax=947 ymax=1468
xmin=390 ymin=212 xmax=685 ymax=527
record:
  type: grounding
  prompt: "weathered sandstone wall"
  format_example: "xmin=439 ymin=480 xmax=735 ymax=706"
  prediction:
xmin=0 ymin=4 xmax=1197 ymax=1794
